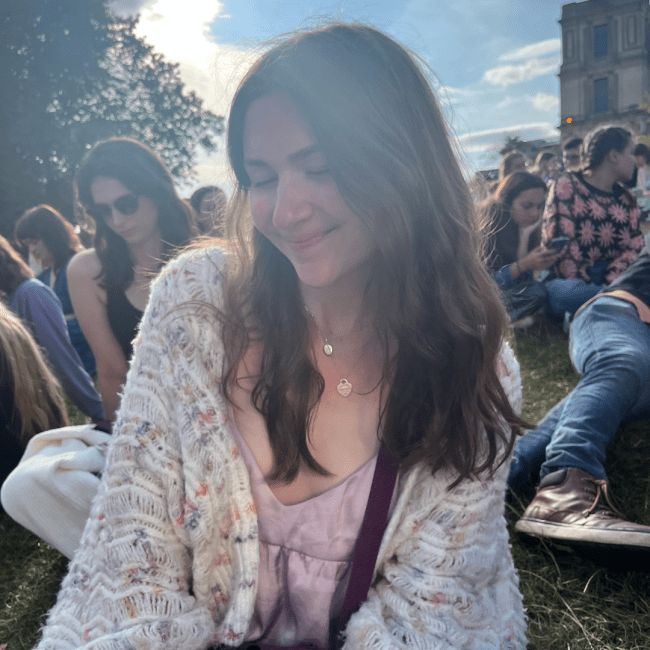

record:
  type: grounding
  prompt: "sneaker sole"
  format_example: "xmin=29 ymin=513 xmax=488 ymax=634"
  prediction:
xmin=515 ymin=517 xmax=650 ymax=548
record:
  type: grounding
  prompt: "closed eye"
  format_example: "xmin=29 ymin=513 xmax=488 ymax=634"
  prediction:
xmin=306 ymin=168 xmax=330 ymax=177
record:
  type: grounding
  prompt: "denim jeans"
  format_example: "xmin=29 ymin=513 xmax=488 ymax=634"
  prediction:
xmin=544 ymin=279 xmax=603 ymax=319
xmin=508 ymin=296 xmax=650 ymax=491
xmin=543 ymin=258 xmax=608 ymax=320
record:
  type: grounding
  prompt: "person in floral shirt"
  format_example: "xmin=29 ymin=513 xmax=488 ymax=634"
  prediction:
xmin=542 ymin=126 xmax=644 ymax=313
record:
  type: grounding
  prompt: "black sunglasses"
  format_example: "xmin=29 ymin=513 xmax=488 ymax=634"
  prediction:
xmin=86 ymin=194 xmax=140 ymax=221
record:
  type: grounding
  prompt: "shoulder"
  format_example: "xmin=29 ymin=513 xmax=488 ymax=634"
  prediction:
xmin=13 ymin=278 xmax=56 ymax=303
xmin=67 ymin=248 xmax=102 ymax=280
xmin=149 ymin=245 xmax=228 ymax=307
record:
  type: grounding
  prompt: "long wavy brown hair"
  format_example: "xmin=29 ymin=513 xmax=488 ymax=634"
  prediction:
xmin=74 ymin=137 xmax=193 ymax=291
xmin=220 ymin=23 xmax=521 ymax=486
xmin=14 ymin=204 xmax=83 ymax=272
xmin=0 ymin=307 xmax=68 ymax=445
xmin=483 ymin=172 xmax=547 ymax=272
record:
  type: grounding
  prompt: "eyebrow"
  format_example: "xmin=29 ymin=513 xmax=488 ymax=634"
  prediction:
xmin=244 ymin=144 xmax=323 ymax=168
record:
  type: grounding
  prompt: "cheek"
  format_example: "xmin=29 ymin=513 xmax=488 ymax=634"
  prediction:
xmin=249 ymin=194 xmax=273 ymax=231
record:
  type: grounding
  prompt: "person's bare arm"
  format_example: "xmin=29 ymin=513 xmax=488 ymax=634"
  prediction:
xmin=68 ymin=250 xmax=129 ymax=421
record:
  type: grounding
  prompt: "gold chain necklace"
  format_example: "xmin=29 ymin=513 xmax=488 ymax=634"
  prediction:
xmin=306 ymin=308 xmax=377 ymax=398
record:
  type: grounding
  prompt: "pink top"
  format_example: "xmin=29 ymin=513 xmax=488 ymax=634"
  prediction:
xmin=228 ymin=423 xmax=378 ymax=648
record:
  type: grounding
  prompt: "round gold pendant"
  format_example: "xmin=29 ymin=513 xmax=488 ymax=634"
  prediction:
xmin=337 ymin=378 xmax=352 ymax=397
xmin=323 ymin=343 xmax=333 ymax=356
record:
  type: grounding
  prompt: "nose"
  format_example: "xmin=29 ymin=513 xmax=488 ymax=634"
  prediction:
xmin=108 ymin=206 xmax=129 ymax=228
xmin=272 ymin=171 xmax=313 ymax=229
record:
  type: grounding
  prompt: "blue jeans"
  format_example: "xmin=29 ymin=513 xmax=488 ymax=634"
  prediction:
xmin=544 ymin=258 xmax=608 ymax=319
xmin=545 ymin=279 xmax=603 ymax=319
xmin=508 ymin=297 xmax=650 ymax=491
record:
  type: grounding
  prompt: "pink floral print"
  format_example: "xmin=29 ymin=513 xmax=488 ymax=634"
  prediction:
xmin=543 ymin=173 xmax=643 ymax=282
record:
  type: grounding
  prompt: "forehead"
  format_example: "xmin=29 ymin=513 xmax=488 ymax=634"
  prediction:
xmin=515 ymin=188 xmax=546 ymax=203
xmin=243 ymin=93 xmax=317 ymax=162
xmin=90 ymin=177 xmax=131 ymax=203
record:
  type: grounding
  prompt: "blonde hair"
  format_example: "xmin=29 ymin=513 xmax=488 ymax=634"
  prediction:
xmin=0 ymin=307 xmax=68 ymax=445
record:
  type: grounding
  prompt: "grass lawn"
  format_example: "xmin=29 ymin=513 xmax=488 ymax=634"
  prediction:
xmin=1 ymin=327 xmax=649 ymax=649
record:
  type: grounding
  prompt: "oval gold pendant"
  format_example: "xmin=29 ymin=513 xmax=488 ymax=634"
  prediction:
xmin=337 ymin=378 xmax=352 ymax=397
xmin=323 ymin=343 xmax=333 ymax=356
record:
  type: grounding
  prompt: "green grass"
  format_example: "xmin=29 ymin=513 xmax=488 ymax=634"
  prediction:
xmin=511 ymin=326 xmax=650 ymax=650
xmin=1 ymin=336 xmax=649 ymax=649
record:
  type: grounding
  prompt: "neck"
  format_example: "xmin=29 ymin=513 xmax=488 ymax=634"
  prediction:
xmin=129 ymin=231 xmax=163 ymax=275
xmin=582 ymin=166 xmax=616 ymax=194
xmin=301 ymin=267 xmax=378 ymax=341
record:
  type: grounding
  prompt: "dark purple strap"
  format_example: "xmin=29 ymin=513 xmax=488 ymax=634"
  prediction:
xmin=334 ymin=444 xmax=398 ymax=645
xmin=220 ymin=445 xmax=399 ymax=650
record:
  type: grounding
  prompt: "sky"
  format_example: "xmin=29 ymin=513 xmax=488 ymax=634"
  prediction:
xmin=109 ymin=0 xmax=571 ymax=194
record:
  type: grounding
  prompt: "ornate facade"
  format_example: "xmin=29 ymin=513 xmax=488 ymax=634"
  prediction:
xmin=559 ymin=0 xmax=650 ymax=140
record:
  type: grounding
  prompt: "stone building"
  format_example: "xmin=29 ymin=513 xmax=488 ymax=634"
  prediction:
xmin=559 ymin=0 xmax=650 ymax=141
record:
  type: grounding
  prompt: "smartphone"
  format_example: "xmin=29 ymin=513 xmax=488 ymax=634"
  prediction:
xmin=549 ymin=236 xmax=570 ymax=251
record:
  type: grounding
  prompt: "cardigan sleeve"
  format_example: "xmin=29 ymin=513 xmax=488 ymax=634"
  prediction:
xmin=33 ymin=256 xmax=221 ymax=650
xmin=340 ymin=343 xmax=527 ymax=650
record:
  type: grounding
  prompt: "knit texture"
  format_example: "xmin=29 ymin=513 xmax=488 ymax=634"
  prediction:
xmin=35 ymin=247 xmax=527 ymax=650
xmin=542 ymin=172 xmax=644 ymax=284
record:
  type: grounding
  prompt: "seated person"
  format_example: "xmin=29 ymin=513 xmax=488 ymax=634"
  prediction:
xmin=69 ymin=137 xmax=193 ymax=421
xmin=0 ymin=307 xmax=68 ymax=487
xmin=14 ymin=204 xmax=97 ymax=376
xmin=509 ymin=247 xmax=650 ymax=549
xmin=0 ymin=235 xmax=104 ymax=422
xmin=484 ymin=172 xmax=601 ymax=322
xmin=542 ymin=125 xmax=644 ymax=293
xmin=189 ymin=184 xmax=227 ymax=236
xmin=532 ymin=151 xmax=559 ymax=185
xmin=562 ymin=137 xmax=582 ymax=173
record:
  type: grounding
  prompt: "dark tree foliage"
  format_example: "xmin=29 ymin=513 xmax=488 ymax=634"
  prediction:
xmin=0 ymin=0 xmax=224 ymax=238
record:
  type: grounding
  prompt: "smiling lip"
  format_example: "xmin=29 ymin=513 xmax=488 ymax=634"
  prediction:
xmin=288 ymin=229 xmax=332 ymax=252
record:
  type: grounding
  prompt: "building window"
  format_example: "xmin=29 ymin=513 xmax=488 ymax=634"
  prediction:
xmin=594 ymin=24 xmax=608 ymax=57
xmin=594 ymin=78 xmax=608 ymax=112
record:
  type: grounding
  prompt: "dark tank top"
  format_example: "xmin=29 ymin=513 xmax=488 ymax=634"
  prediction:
xmin=106 ymin=285 xmax=144 ymax=362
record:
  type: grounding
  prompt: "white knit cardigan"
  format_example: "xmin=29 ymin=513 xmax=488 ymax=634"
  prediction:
xmin=35 ymin=248 xmax=527 ymax=650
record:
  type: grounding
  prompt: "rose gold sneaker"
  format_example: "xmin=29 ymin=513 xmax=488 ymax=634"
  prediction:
xmin=515 ymin=468 xmax=650 ymax=548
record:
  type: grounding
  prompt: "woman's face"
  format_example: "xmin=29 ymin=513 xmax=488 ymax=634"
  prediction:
xmin=24 ymin=239 xmax=54 ymax=269
xmin=635 ymin=155 xmax=647 ymax=169
xmin=509 ymin=156 xmax=526 ymax=174
xmin=89 ymin=177 xmax=160 ymax=248
xmin=510 ymin=188 xmax=546 ymax=229
xmin=612 ymin=140 xmax=637 ymax=183
xmin=243 ymin=93 xmax=376 ymax=291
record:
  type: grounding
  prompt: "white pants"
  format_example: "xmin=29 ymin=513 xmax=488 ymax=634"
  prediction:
xmin=1 ymin=424 xmax=110 ymax=559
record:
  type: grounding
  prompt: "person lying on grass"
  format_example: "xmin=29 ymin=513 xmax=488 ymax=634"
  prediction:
xmin=509 ymin=247 xmax=650 ymax=549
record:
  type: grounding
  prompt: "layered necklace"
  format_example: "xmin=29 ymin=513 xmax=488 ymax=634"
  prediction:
xmin=306 ymin=308 xmax=378 ymax=398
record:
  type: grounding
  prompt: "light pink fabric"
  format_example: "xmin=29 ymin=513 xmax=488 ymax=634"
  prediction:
xmin=229 ymin=423 xmax=377 ymax=648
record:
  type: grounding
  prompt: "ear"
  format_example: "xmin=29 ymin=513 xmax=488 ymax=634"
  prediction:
xmin=608 ymin=149 xmax=620 ymax=165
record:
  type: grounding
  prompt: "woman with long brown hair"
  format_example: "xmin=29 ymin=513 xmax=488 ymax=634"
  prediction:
xmin=35 ymin=24 xmax=526 ymax=650
xmin=69 ymin=137 xmax=193 ymax=421
xmin=14 ymin=204 xmax=96 ymax=375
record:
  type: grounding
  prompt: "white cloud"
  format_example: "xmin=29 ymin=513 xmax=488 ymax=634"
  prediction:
xmin=528 ymin=92 xmax=559 ymax=113
xmin=110 ymin=0 xmax=260 ymax=192
xmin=499 ymin=38 xmax=561 ymax=62
xmin=482 ymin=56 xmax=559 ymax=87
xmin=457 ymin=122 xmax=559 ymax=153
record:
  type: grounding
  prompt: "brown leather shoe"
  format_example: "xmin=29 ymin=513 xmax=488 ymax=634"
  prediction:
xmin=515 ymin=468 xmax=650 ymax=548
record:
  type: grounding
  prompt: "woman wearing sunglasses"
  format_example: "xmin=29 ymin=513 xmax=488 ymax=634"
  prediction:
xmin=68 ymin=137 xmax=193 ymax=421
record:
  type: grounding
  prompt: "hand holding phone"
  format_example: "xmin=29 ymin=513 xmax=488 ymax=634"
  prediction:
xmin=549 ymin=236 xmax=570 ymax=251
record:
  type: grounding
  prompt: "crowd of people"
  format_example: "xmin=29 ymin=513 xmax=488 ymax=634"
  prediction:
xmin=0 ymin=19 xmax=649 ymax=650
